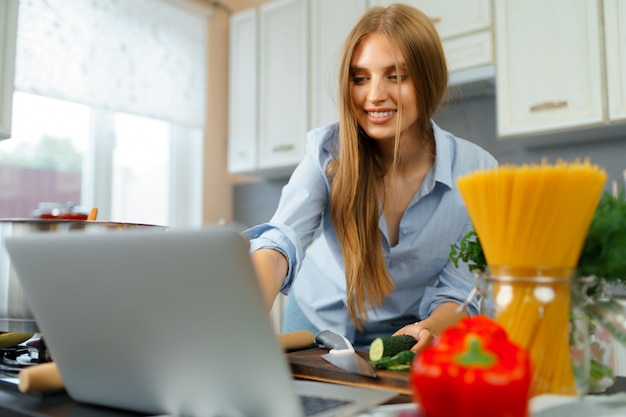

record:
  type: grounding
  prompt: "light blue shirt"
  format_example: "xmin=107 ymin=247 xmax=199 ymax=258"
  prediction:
xmin=244 ymin=121 xmax=497 ymax=341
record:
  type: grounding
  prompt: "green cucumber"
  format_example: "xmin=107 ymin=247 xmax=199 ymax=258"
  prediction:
xmin=369 ymin=335 xmax=416 ymax=362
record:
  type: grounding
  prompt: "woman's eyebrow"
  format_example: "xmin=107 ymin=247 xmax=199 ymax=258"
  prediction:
xmin=349 ymin=64 xmax=408 ymax=72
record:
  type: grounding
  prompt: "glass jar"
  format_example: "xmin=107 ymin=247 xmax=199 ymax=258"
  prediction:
xmin=478 ymin=266 xmax=589 ymax=397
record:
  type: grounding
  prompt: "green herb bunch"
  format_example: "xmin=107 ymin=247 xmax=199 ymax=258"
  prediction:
xmin=449 ymin=230 xmax=486 ymax=273
xmin=578 ymin=190 xmax=626 ymax=283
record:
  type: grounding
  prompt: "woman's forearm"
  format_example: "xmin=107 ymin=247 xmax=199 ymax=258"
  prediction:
xmin=419 ymin=302 xmax=469 ymax=335
xmin=250 ymin=248 xmax=288 ymax=310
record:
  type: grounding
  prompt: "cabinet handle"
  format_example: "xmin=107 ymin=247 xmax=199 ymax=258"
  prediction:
xmin=529 ymin=100 xmax=568 ymax=112
xmin=272 ymin=144 xmax=295 ymax=152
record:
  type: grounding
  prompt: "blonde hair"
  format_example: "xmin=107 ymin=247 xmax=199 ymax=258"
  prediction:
xmin=328 ymin=4 xmax=448 ymax=329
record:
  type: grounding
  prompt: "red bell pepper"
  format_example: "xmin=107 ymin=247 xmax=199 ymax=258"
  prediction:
xmin=410 ymin=316 xmax=531 ymax=417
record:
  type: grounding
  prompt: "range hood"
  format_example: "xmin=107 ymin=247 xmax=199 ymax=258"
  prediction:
xmin=447 ymin=64 xmax=495 ymax=102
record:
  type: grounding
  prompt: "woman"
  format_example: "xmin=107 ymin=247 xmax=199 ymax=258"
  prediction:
xmin=244 ymin=3 xmax=497 ymax=351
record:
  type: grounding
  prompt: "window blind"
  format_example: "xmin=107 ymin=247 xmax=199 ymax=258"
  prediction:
xmin=14 ymin=0 xmax=207 ymax=128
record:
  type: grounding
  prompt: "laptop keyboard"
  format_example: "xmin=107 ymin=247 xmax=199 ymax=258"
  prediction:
xmin=299 ymin=395 xmax=353 ymax=416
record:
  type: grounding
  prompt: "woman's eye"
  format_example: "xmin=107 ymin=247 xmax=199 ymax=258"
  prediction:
xmin=389 ymin=74 xmax=409 ymax=81
xmin=351 ymin=76 xmax=368 ymax=84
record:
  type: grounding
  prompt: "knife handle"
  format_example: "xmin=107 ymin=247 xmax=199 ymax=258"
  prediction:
xmin=314 ymin=330 xmax=355 ymax=355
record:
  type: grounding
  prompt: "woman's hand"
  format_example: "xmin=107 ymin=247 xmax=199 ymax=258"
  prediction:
xmin=393 ymin=302 xmax=469 ymax=352
xmin=393 ymin=322 xmax=436 ymax=352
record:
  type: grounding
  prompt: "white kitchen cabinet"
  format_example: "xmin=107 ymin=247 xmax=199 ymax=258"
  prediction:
xmin=604 ymin=0 xmax=626 ymax=122
xmin=0 ymin=0 xmax=18 ymax=140
xmin=370 ymin=0 xmax=492 ymax=40
xmin=257 ymin=0 xmax=307 ymax=172
xmin=495 ymin=0 xmax=604 ymax=138
xmin=310 ymin=0 xmax=367 ymax=128
xmin=227 ymin=9 xmax=258 ymax=173
xmin=443 ymin=31 xmax=493 ymax=74
xmin=227 ymin=0 xmax=307 ymax=176
xmin=368 ymin=0 xmax=493 ymax=73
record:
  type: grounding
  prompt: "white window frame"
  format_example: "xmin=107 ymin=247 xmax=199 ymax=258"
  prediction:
xmin=82 ymin=108 xmax=203 ymax=229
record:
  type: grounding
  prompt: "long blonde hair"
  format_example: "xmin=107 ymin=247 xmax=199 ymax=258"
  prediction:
xmin=328 ymin=4 xmax=448 ymax=329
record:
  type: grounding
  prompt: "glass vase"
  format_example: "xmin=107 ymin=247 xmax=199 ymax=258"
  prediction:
xmin=580 ymin=276 xmax=617 ymax=393
xmin=478 ymin=266 xmax=589 ymax=397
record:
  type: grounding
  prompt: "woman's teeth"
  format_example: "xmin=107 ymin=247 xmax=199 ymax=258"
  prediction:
xmin=368 ymin=111 xmax=395 ymax=118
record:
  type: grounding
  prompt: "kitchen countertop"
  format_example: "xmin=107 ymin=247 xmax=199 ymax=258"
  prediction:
xmin=0 ymin=389 xmax=140 ymax=417
xmin=0 ymin=349 xmax=623 ymax=417
xmin=0 ymin=347 xmax=414 ymax=417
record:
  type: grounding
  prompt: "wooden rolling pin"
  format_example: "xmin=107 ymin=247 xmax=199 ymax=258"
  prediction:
xmin=278 ymin=330 xmax=315 ymax=351
xmin=18 ymin=331 xmax=316 ymax=393
xmin=18 ymin=362 xmax=64 ymax=393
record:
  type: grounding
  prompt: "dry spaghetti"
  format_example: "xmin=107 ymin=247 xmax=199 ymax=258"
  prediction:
xmin=456 ymin=160 xmax=607 ymax=396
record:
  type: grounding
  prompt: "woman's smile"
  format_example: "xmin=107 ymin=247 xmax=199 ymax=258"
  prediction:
xmin=366 ymin=109 xmax=397 ymax=123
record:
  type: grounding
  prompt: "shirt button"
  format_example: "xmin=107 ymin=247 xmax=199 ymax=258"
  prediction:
xmin=401 ymin=228 xmax=409 ymax=235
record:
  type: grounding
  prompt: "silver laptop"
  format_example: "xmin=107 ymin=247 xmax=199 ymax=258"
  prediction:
xmin=4 ymin=226 xmax=395 ymax=417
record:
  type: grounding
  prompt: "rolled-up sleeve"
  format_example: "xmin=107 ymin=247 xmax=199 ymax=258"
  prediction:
xmin=416 ymin=217 xmax=479 ymax=318
xmin=244 ymin=223 xmax=300 ymax=293
xmin=418 ymin=266 xmax=479 ymax=318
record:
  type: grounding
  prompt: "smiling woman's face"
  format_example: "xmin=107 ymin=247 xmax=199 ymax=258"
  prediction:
xmin=349 ymin=32 xmax=419 ymax=142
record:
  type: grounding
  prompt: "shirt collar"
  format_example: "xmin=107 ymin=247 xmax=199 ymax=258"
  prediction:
xmin=431 ymin=121 xmax=454 ymax=190
xmin=322 ymin=121 xmax=455 ymax=190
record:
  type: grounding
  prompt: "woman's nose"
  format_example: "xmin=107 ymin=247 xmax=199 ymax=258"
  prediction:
xmin=367 ymin=78 xmax=387 ymax=103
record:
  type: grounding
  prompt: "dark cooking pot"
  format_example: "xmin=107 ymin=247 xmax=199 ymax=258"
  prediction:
xmin=0 ymin=219 xmax=168 ymax=332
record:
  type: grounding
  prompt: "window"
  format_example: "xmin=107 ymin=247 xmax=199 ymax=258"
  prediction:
xmin=0 ymin=93 xmax=88 ymax=218
xmin=0 ymin=0 xmax=207 ymax=228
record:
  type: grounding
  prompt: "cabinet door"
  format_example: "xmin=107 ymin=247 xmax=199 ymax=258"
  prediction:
xmin=228 ymin=9 xmax=258 ymax=173
xmin=310 ymin=0 xmax=367 ymax=128
xmin=368 ymin=0 xmax=491 ymax=40
xmin=495 ymin=0 xmax=603 ymax=137
xmin=0 ymin=0 xmax=18 ymax=140
xmin=258 ymin=0 xmax=307 ymax=170
xmin=604 ymin=0 xmax=626 ymax=121
xmin=444 ymin=31 xmax=493 ymax=73
xmin=367 ymin=0 xmax=493 ymax=73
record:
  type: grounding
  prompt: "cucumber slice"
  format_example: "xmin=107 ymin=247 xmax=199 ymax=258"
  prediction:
xmin=369 ymin=350 xmax=416 ymax=369
xmin=368 ymin=356 xmax=396 ymax=368
xmin=387 ymin=364 xmax=411 ymax=372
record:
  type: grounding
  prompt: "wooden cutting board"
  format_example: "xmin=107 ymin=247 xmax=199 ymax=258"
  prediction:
xmin=286 ymin=347 xmax=412 ymax=395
